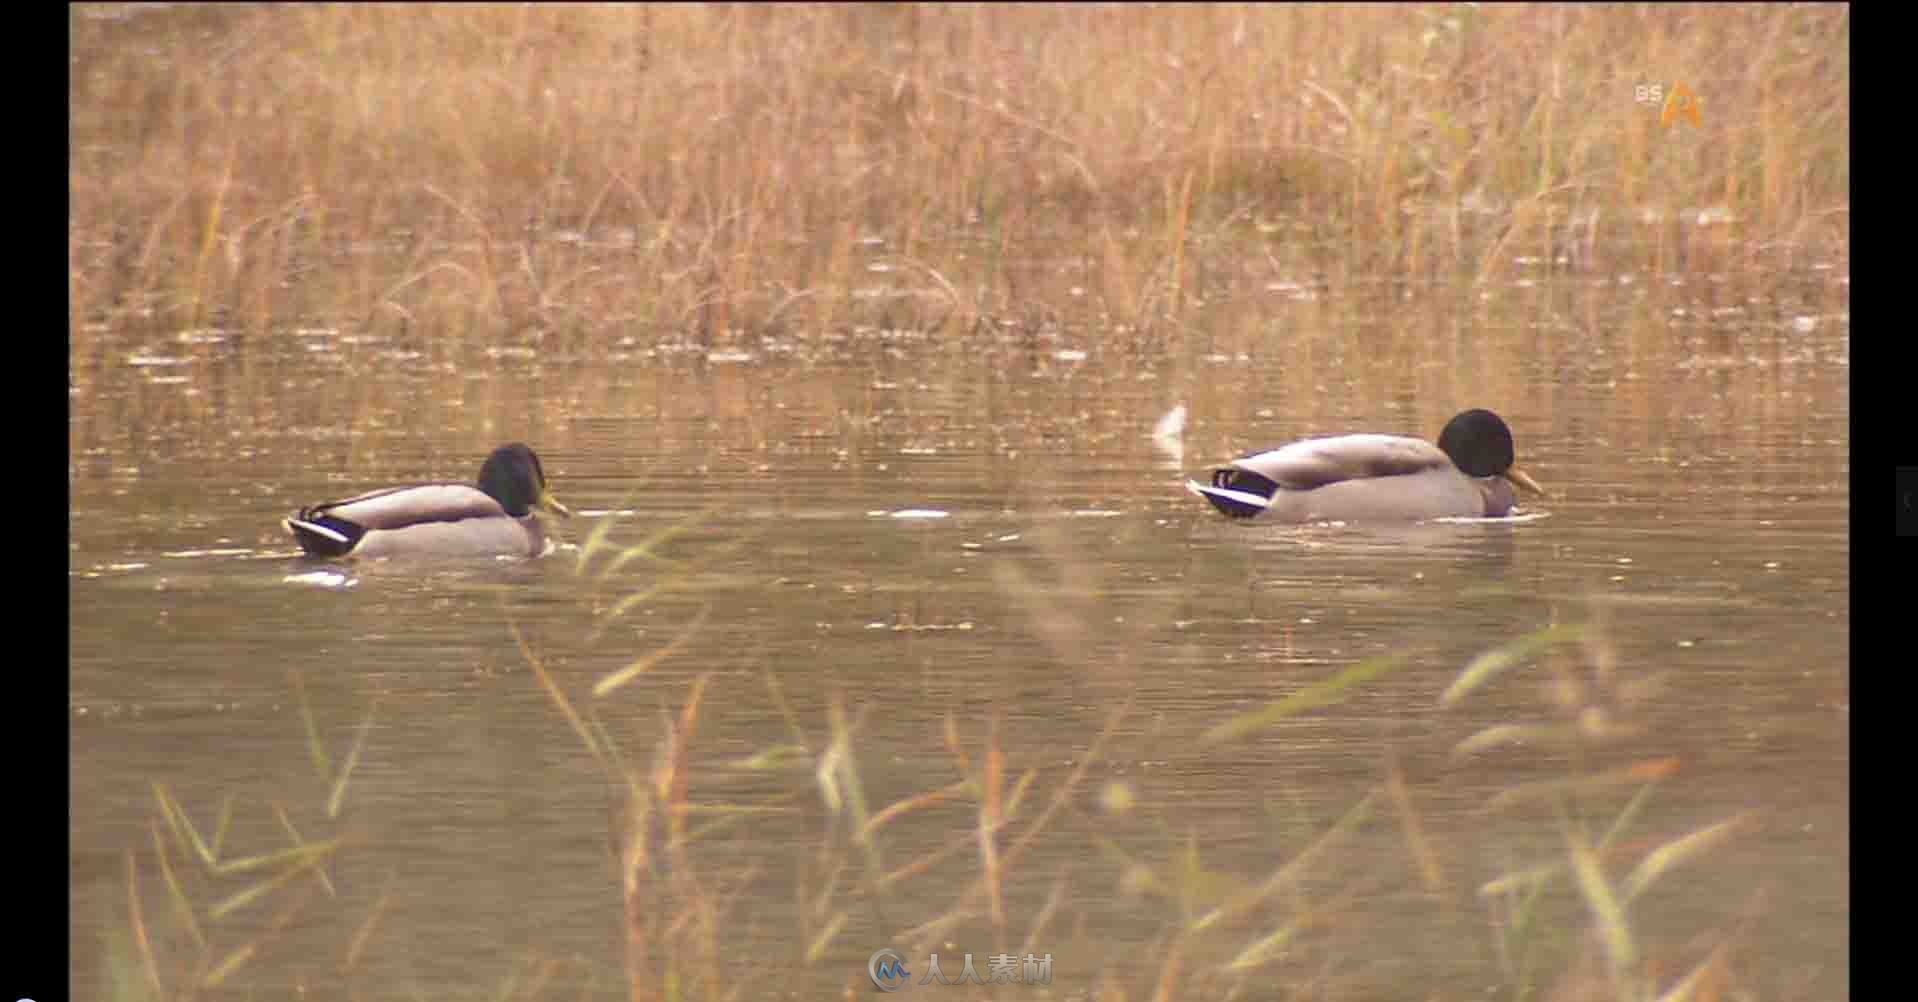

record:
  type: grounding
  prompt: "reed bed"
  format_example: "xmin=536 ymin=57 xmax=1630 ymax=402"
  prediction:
xmin=72 ymin=4 xmax=1848 ymax=351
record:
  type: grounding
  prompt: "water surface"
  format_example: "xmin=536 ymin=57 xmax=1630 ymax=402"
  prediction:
xmin=71 ymin=269 xmax=1848 ymax=999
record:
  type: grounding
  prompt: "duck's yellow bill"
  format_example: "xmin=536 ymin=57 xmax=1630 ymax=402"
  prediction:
xmin=541 ymin=490 xmax=574 ymax=518
xmin=1505 ymin=465 xmax=1547 ymax=497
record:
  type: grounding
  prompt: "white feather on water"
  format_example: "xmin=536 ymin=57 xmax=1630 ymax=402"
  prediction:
xmin=1152 ymin=403 xmax=1187 ymax=467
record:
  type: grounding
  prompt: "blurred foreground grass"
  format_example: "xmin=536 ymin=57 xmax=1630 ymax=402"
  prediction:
xmin=107 ymin=526 xmax=1770 ymax=1001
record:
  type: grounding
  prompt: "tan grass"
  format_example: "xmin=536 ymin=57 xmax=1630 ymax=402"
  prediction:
xmin=72 ymin=4 xmax=1848 ymax=347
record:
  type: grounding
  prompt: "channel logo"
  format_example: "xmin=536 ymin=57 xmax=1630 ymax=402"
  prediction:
xmin=869 ymin=948 xmax=912 ymax=992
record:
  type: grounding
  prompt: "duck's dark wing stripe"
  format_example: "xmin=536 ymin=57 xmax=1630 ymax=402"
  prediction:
xmin=302 ymin=484 xmax=509 ymax=531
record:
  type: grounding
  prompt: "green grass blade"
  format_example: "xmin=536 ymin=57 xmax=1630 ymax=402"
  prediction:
xmin=593 ymin=602 xmax=710 ymax=698
xmin=1452 ymin=722 xmax=1577 ymax=758
xmin=1203 ymin=655 xmax=1410 ymax=743
xmin=1477 ymin=859 xmax=1565 ymax=899
xmin=291 ymin=671 xmax=333 ymax=781
xmin=1565 ymin=824 xmax=1636 ymax=983
xmin=211 ymin=791 xmax=236 ymax=858
xmin=1623 ymin=811 xmax=1757 ymax=903
xmin=209 ymin=837 xmax=342 ymax=878
xmin=208 ymin=846 xmax=332 ymax=919
xmin=511 ymin=613 xmax=606 ymax=768
xmin=328 ymin=701 xmax=378 ymax=819
xmin=802 ymin=910 xmax=848 ymax=964
xmin=1440 ymin=622 xmax=1588 ymax=707
xmin=152 ymin=783 xmax=218 ymax=867
xmin=200 ymin=941 xmax=258 ymax=988
xmin=572 ymin=496 xmax=626 ymax=577
xmin=273 ymin=804 xmax=335 ymax=897
xmin=1228 ymin=920 xmax=1300 ymax=970
xmin=1193 ymin=791 xmax=1377 ymax=931
xmin=150 ymin=818 xmax=205 ymax=949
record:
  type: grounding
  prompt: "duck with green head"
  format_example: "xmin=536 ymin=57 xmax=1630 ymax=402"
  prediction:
xmin=285 ymin=443 xmax=572 ymax=559
xmin=1188 ymin=408 xmax=1547 ymax=523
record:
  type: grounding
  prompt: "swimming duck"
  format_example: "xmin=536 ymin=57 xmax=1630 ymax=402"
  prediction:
xmin=285 ymin=443 xmax=572 ymax=559
xmin=1188 ymin=409 xmax=1546 ymax=523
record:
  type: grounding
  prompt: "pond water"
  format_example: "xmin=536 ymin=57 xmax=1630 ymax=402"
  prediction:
xmin=71 ymin=267 xmax=1847 ymax=998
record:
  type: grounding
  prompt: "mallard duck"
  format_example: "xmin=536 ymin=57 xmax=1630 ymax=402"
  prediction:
xmin=1188 ymin=409 xmax=1546 ymax=523
xmin=285 ymin=443 xmax=572 ymax=559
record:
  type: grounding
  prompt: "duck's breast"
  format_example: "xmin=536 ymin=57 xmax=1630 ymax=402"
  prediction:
xmin=352 ymin=516 xmax=545 ymax=559
xmin=1263 ymin=466 xmax=1488 ymax=523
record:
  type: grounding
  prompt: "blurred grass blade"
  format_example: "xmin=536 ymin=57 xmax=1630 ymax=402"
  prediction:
xmin=819 ymin=697 xmax=890 ymax=896
xmin=1228 ymin=920 xmax=1300 ymax=970
xmin=762 ymin=665 xmax=812 ymax=751
xmin=727 ymin=744 xmax=814 ymax=771
xmin=210 ymin=837 xmax=342 ymax=878
xmin=979 ymin=716 xmax=1007 ymax=930
xmin=802 ymin=910 xmax=848 ymax=964
xmin=1452 ymin=722 xmax=1575 ymax=758
xmin=1003 ymin=766 xmax=1038 ymax=822
xmin=1091 ymin=832 xmax=1146 ymax=873
xmin=328 ymin=701 xmax=377 ymax=819
xmin=511 ymin=614 xmax=605 ymax=768
xmin=572 ymin=496 xmax=626 ymax=576
xmin=1020 ymin=869 xmax=1071 ymax=959
xmin=877 ymin=826 xmax=973 ymax=889
xmin=1194 ymin=791 xmax=1377 ymax=931
xmin=1477 ymin=859 xmax=1565 ymax=899
xmin=1598 ymin=777 xmax=1663 ymax=853
xmin=594 ymin=602 xmax=710 ymax=698
xmin=1654 ymin=940 xmax=1734 ymax=1002
xmin=291 ymin=671 xmax=332 ymax=782
xmin=211 ymin=791 xmax=236 ymax=859
xmin=1624 ymin=812 xmax=1758 ymax=903
xmin=1487 ymin=758 xmax=1679 ymax=812
xmin=209 ymin=846 xmax=332 ymax=919
xmin=201 ymin=942 xmax=258 ymax=988
xmin=150 ymin=818 xmax=204 ymax=948
xmin=1565 ymin=825 xmax=1636 ymax=980
xmin=863 ymin=778 xmax=967 ymax=839
xmin=152 ymin=783 xmax=218 ymax=867
xmin=1386 ymin=750 xmax=1444 ymax=893
xmin=125 ymin=849 xmax=165 ymax=994
xmin=593 ymin=522 xmax=685 ymax=584
xmin=594 ymin=500 xmax=731 ymax=584
xmin=588 ymin=715 xmax=628 ymax=775
xmin=1203 ymin=654 xmax=1409 ymax=743
xmin=1441 ymin=623 xmax=1588 ymax=708
xmin=273 ymin=804 xmax=335 ymax=897
xmin=813 ymin=719 xmax=845 ymax=814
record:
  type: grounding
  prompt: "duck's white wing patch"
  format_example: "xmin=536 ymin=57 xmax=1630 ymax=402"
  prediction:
xmin=1186 ymin=480 xmax=1274 ymax=519
xmin=285 ymin=517 xmax=350 ymax=544
xmin=1186 ymin=480 xmax=1271 ymax=509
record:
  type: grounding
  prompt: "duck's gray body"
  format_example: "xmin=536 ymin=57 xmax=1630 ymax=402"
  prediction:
xmin=284 ymin=444 xmax=570 ymax=559
xmin=1188 ymin=411 xmax=1544 ymax=524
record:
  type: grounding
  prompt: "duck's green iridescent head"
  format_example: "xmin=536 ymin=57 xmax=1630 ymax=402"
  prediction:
xmin=477 ymin=443 xmax=572 ymax=518
xmin=1436 ymin=409 xmax=1546 ymax=496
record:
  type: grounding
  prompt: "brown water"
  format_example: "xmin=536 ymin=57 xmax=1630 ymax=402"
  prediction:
xmin=71 ymin=269 xmax=1847 ymax=998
